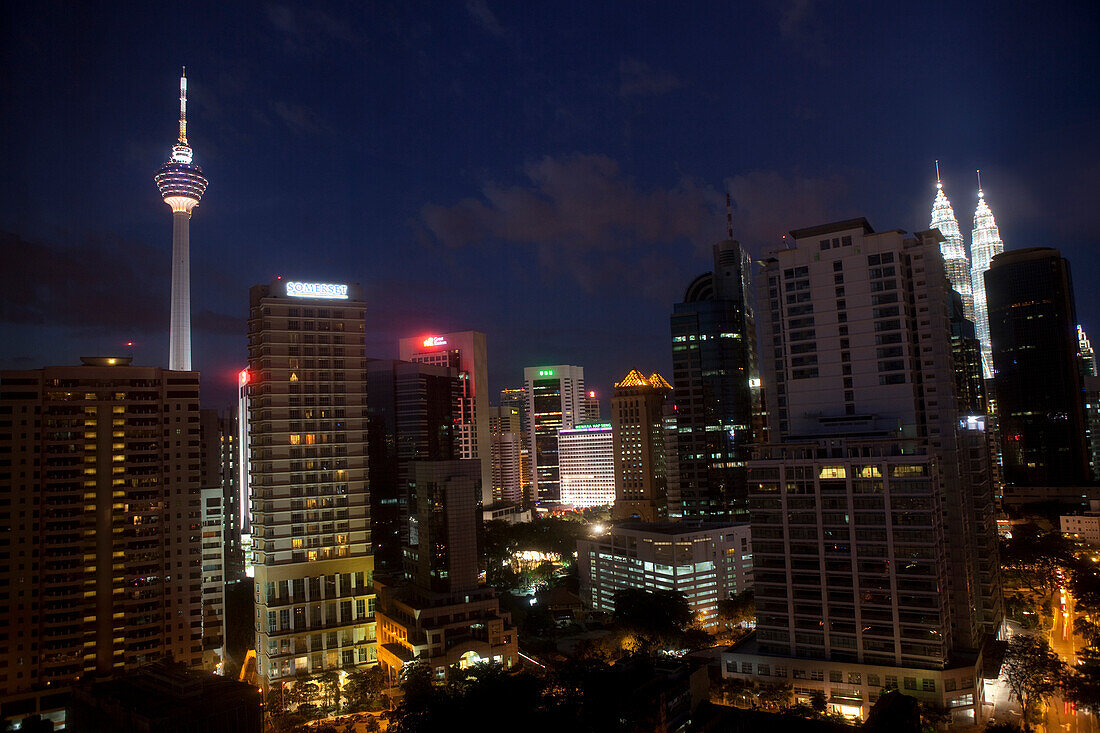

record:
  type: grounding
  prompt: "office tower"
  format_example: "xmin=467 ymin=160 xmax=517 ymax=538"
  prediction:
xmin=670 ymin=239 xmax=760 ymax=521
xmin=723 ymin=219 xmax=1001 ymax=724
xmin=611 ymin=370 xmax=673 ymax=522
xmin=366 ymin=359 xmax=460 ymax=575
xmin=986 ymin=248 xmax=1089 ymax=490
xmin=523 ymin=365 xmax=586 ymax=504
xmin=584 ymin=390 xmax=601 ymax=421
xmin=558 ymin=422 xmax=615 ymax=508
xmin=200 ymin=485 xmax=227 ymax=670
xmin=399 ymin=332 xmax=491 ymax=506
xmin=375 ymin=461 xmax=518 ymax=683
xmin=929 ymin=163 xmax=974 ymax=323
xmin=246 ymin=279 xmax=376 ymax=686
xmin=969 ymin=173 xmax=1005 ymax=378
xmin=662 ymin=402 xmax=682 ymax=519
xmin=217 ymin=406 xmax=245 ymax=584
xmin=488 ymin=405 xmax=523 ymax=506
xmin=0 ymin=358 xmax=203 ymax=725
xmin=579 ymin=523 xmax=752 ymax=628
xmin=1081 ymin=330 xmax=1100 ymax=482
xmin=154 ymin=69 xmax=209 ymax=372
xmin=500 ymin=387 xmax=532 ymax=501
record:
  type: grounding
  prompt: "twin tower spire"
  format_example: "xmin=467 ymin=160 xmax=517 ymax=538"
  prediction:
xmin=929 ymin=163 xmax=1004 ymax=379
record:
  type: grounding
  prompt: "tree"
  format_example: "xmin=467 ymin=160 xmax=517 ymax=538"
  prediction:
xmin=864 ymin=689 xmax=921 ymax=733
xmin=717 ymin=590 xmax=755 ymax=631
xmin=810 ymin=689 xmax=827 ymax=714
xmin=612 ymin=588 xmax=694 ymax=650
xmin=756 ymin=681 xmax=792 ymax=711
xmin=1001 ymin=635 xmax=1065 ymax=731
xmin=318 ymin=669 xmax=341 ymax=713
xmin=345 ymin=665 xmax=386 ymax=711
xmin=287 ymin=678 xmax=320 ymax=711
xmin=1063 ymin=655 xmax=1100 ymax=716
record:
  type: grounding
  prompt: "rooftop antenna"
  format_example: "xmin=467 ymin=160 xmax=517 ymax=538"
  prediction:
xmin=976 ymin=169 xmax=984 ymax=199
xmin=178 ymin=66 xmax=188 ymax=145
xmin=935 ymin=159 xmax=942 ymax=189
xmin=726 ymin=191 xmax=734 ymax=240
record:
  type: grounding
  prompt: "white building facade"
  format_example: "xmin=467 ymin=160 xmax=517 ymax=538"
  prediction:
xmin=577 ymin=522 xmax=752 ymax=627
xmin=558 ymin=423 xmax=615 ymax=508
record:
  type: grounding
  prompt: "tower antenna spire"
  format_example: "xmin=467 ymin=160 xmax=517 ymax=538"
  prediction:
xmin=935 ymin=160 xmax=942 ymax=189
xmin=178 ymin=67 xmax=188 ymax=145
xmin=976 ymin=169 xmax=983 ymax=198
xmin=725 ymin=191 xmax=733 ymax=240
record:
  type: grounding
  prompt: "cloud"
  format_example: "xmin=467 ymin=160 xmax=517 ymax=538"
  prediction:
xmin=271 ymin=101 xmax=329 ymax=135
xmin=265 ymin=5 xmax=356 ymax=47
xmin=723 ymin=170 xmax=849 ymax=248
xmin=466 ymin=0 xmax=505 ymax=37
xmin=419 ymin=155 xmax=850 ymax=295
xmin=618 ymin=58 xmax=681 ymax=97
xmin=0 ymin=230 xmax=241 ymax=336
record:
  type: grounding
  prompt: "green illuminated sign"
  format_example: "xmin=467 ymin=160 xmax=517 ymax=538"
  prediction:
xmin=537 ymin=369 xmax=555 ymax=377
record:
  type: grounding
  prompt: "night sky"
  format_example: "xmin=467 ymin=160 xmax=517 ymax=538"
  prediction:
xmin=3 ymin=1 xmax=1099 ymax=407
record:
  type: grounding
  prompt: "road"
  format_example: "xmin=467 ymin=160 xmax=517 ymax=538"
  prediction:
xmin=1044 ymin=585 xmax=1095 ymax=733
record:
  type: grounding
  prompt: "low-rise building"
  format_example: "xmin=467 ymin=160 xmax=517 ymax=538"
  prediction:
xmin=1061 ymin=500 xmax=1100 ymax=544
xmin=721 ymin=635 xmax=983 ymax=726
xmin=577 ymin=522 xmax=752 ymax=627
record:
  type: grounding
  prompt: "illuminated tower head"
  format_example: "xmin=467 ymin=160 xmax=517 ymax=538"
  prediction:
xmin=154 ymin=68 xmax=208 ymax=215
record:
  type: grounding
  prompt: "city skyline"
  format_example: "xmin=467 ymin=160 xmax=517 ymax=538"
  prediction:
xmin=3 ymin=2 xmax=1100 ymax=408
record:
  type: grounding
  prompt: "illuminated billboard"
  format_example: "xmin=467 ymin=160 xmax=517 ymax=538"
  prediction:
xmin=285 ymin=281 xmax=349 ymax=299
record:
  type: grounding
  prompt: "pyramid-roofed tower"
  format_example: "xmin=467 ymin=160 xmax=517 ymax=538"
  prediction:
xmin=970 ymin=172 xmax=1005 ymax=378
xmin=930 ymin=163 xmax=974 ymax=323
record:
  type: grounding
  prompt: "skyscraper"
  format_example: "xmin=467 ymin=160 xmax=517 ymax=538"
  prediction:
xmin=723 ymin=219 xmax=1001 ymax=724
xmin=499 ymin=388 xmax=532 ymax=502
xmin=366 ymin=359 xmax=460 ymax=575
xmin=969 ymin=172 xmax=1005 ymax=378
xmin=154 ymin=69 xmax=208 ymax=372
xmin=245 ymin=279 xmax=376 ymax=686
xmin=487 ymin=404 xmax=523 ymax=506
xmin=0 ymin=358 xmax=203 ymax=724
xmin=558 ymin=422 xmax=615 ymax=508
xmin=523 ymin=365 xmax=586 ymax=504
xmin=374 ymin=460 xmax=518 ymax=683
xmin=929 ymin=162 xmax=974 ymax=323
xmin=986 ymin=248 xmax=1089 ymax=490
xmin=611 ymin=370 xmax=673 ymax=522
xmin=398 ymin=332 xmax=491 ymax=506
xmin=670 ymin=240 xmax=759 ymax=521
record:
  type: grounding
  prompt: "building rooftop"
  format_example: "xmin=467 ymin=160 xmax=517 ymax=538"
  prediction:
xmin=610 ymin=520 xmax=749 ymax=535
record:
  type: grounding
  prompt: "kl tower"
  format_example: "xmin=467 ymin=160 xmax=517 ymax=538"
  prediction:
xmin=154 ymin=68 xmax=208 ymax=371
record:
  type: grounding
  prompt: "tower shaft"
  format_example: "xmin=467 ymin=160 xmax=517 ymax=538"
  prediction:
xmin=170 ymin=211 xmax=192 ymax=371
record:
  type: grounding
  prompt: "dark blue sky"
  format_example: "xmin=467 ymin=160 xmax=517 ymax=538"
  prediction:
xmin=3 ymin=1 xmax=1099 ymax=406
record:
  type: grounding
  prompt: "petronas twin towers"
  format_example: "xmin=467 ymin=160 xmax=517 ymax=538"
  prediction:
xmin=929 ymin=164 xmax=1005 ymax=378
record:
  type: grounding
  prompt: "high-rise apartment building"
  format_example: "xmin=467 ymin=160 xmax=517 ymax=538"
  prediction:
xmin=366 ymin=359 xmax=460 ymax=575
xmin=488 ymin=405 xmax=523 ymax=506
xmin=375 ymin=461 xmax=518 ymax=683
xmin=670 ymin=240 xmax=760 ymax=521
xmin=523 ymin=365 xmax=586 ymax=504
xmin=611 ymin=370 xmax=673 ymax=522
xmin=154 ymin=70 xmax=208 ymax=372
xmin=722 ymin=219 xmax=1001 ymax=725
xmin=970 ymin=175 xmax=1005 ymax=378
xmin=0 ymin=358 xmax=203 ymax=724
xmin=200 ymin=485 xmax=227 ymax=670
xmin=986 ymin=248 xmax=1089 ymax=490
xmin=246 ymin=279 xmax=376 ymax=686
xmin=398 ymin=332 xmax=491 ymax=505
xmin=558 ymin=422 xmax=615 ymax=508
